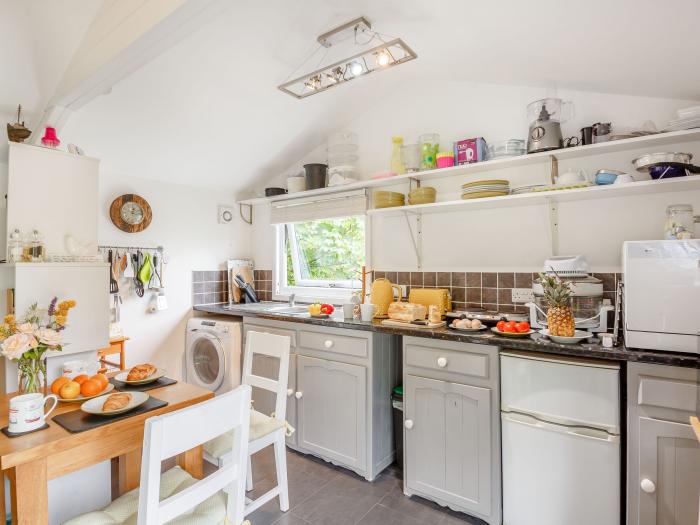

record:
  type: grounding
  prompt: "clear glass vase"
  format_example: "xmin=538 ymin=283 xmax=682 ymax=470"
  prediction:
xmin=17 ymin=355 xmax=47 ymax=394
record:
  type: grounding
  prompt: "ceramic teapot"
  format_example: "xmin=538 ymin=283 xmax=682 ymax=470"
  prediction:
xmin=370 ymin=278 xmax=401 ymax=318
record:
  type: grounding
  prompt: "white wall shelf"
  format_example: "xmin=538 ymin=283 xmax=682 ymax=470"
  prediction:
xmin=367 ymin=176 xmax=700 ymax=216
xmin=236 ymin=128 xmax=700 ymax=206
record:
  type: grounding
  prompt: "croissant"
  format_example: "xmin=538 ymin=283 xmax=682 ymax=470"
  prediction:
xmin=103 ymin=393 xmax=132 ymax=411
xmin=127 ymin=363 xmax=157 ymax=381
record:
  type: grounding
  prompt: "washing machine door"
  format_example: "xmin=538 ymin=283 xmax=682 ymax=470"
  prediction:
xmin=187 ymin=332 xmax=226 ymax=392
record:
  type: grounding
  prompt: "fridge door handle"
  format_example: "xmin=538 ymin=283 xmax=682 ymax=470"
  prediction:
xmin=502 ymin=411 xmax=619 ymax=442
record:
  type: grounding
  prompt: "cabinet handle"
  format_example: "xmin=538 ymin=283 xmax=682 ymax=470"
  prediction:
xmin=404 ymin=419 xmax=414 ymax=430
xmin=640 ymin=478 xmax=656 ymax=494
xmin=324 ymin=339 xmax=334 ymax=348
xmin=287 ymin=388 xmax=294 ymax=397
xmin=436 ymin=357 xmax=448 ymax=368
xmin=295 ymin=391 xmax=303 ymax=399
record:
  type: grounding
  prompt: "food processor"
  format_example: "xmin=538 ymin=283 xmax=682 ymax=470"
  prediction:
xmin=526 ymin=255 xmax=614 ymax=333
xmin=526 ymin=98 xmax=573 ymax=153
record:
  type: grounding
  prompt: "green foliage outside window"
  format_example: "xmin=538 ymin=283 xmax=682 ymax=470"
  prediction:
xmin=286 ymin=216 xmax=365 ymax=286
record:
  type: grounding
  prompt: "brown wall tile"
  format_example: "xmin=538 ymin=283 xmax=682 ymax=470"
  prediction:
xmin=423 ymin=272 xmax=436 ymax=287
xmin=192 ymin=282 xmax=205 ymax=294
xmin=451 ymin=287 xmax=465 ymax=303
xmin=498 ymin=288 xmax=513 ymax=305
xmin=467 ymin=287 xmax=482 ymax=303
xmin=192 ymin=271 xmax=206 ymax=283
xmin=385 ymin=271 xmax=398 ymax=284
xmin=410 ymin=272 xmax=423 ymax=286
xmin=437 ymin=272 xmax=451 ymax=287
xmin=497 ymin=272 xmax=514 ymax=288
xmin=374 ymin=271 xmax=385 ymax=280
xmin=482 ymin=273 xmax=497 ymax=287
xmin=514 ymin=272 xmax=533 ymax=288
xmin=397 ymin=272 xmax=410 ymax=285
xmin=466 ymin=272 xmax=481 ymax=287
xmin=451 ymin=272 xmax=466 ymax=287
xmin=482 ymin=288 xmax=497 ymax=304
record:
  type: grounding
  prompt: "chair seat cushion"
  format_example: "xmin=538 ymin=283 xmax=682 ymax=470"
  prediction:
xmin=63 ymin=466 xmax=226 ymax=525
xmin=204 ymin=410 xmax=285 ymax=459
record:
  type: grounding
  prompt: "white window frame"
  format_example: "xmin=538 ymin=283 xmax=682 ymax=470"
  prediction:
xmin=274 ymin=215 xmax=371 ymax=304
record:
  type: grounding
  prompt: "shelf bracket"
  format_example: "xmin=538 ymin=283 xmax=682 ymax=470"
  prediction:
xmin=546 ymin=197 xmax=559 ymax=256
xmin=402 ymin=210 xmax=423 ymax=269
xmin=239 ymin=203 xmax=253 ymax=225
xmin=549 ymin=154 xmax=559 ymax=185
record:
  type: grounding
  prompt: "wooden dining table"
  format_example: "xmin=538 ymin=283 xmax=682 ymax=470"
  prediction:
xmin=0 ymin=380 xmax=214 ymax=524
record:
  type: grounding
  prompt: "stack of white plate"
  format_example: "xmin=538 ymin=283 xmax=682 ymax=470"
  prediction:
xmin=461 ymin=179 xmax=510 ymax=200
xmin=664 ymin=106 xmax=700 ymax=132
xmin=328 ymin=131 xmax=359 ymax=185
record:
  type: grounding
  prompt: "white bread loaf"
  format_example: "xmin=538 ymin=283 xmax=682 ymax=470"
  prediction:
xmin=387 ymin=302 xmax=427 ymax=321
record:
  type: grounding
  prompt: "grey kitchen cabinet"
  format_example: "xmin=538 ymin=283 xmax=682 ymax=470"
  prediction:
xmin=243 ymin=317 xmax=399 ymax=481
xmin=403 ymin=337 xmax=501 ymax=525
xmin=404 ymin=374 xmax=492 ymax=516
xmin=628 ymin=362 xmax=700 ymax=525
xmin=296 ymin=354 xmax=366 ymax=471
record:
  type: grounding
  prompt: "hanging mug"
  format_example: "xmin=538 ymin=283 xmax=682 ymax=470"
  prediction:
xmin=9 ymin=393 xmax=58 ymax=433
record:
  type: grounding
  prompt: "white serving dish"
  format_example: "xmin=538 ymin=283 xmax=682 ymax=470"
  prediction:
xmin=540 ymin=329 xmax=591 ymax=344
xmin=81 ymin=391 xmax=149 ymax=416
xmin=114 ymin=368 xmax=166 ymax=385
xmin=59 ymin=382 xmax=114 ymax=403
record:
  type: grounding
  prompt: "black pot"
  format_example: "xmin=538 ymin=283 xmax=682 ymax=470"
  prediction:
xmin=304 ymin=163 xmax=328 ymax=190
xmin=265 ymin=187 xmax=287 ymax=197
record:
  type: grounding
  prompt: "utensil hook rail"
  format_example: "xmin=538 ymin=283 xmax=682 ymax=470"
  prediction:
xmin=98 ymin=245 xmax=164 ymax=253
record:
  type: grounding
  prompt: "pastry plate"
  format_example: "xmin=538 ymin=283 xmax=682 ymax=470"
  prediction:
xmin=59 ymin=382 xmax=114 ymax=403
xmin=81 ymin=391 xmax=150 ymax=416
xmin=540 ymin=329 xmax=591 ymax=344
xmin=449 ymin=324 xmax=488 ymax=332
xmin=114 ymin=368 xmax=167 ymax=385
xmin=490 ymin=327 xmax=535 ymax=338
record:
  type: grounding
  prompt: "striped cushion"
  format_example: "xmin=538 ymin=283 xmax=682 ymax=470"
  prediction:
xmin=62 ymin=466 xmax=226 ymax=525
xmin=204 ymin=410 xmax=285 ymax=460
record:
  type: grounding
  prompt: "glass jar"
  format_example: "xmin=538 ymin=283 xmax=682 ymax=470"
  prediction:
xmin=390 ymin=136 xmax=405 ymax=174
xmin=419 ymin=133 xmax=439 ymax=170
xmin=664 ymin=204 xmax=699 ymax=240
xmin=7 ymin=228 xmax=23 ymax=263
xmin=22 ymin=229 xmax=45 ymax=262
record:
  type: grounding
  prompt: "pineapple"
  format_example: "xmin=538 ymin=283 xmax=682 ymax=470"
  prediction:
xmin=538 ymin=272 xmax=576 ymax=337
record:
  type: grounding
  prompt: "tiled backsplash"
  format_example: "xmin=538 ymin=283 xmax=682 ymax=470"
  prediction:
xmin=373 ymin=270 xmax=620 ymax=313
xmin=192 ymin=270 xmax=273 ymax=306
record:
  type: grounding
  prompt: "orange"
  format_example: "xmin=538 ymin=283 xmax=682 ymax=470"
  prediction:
xmin=73 ymin=374 xmax=89 ymax=385
xmin=80 ymin=379 xmax=101 ymax=397
xmin=51 ymin=376 xmax=70 ymax=395
xmin=59 ymin=381 xmax=81 ymax=399
xmin=90 ymin=373 xmax=109 ymax=390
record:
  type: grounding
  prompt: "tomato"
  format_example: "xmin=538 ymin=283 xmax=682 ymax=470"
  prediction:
xmin=496 ymin=320 xmax=506 ymax=331
xmin=320 ymin=303 xmax=334 ymax=315
xmin=515 ymin=321 xmax=531 ymax=333
xmin=503 ymin=321 xmax=517 ymax=333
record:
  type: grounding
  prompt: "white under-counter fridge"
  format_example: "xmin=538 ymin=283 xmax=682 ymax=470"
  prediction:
xmin=500 ymin=351 xmax=620 ymax=525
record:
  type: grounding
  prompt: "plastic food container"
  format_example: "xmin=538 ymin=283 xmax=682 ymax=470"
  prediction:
xmin=419 ymin=133 xmax=440 ymax=170
xmin=287 ymin=175 xmax=306 ymax=193
xmin=487 ymin=139 xmax=526 ymax=159
xmin=436 ymin=152 xmax=454 ymax=168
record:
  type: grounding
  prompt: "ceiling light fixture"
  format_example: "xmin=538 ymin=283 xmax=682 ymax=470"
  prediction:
xmin=278 ymin=17 xmax=417 ymax=99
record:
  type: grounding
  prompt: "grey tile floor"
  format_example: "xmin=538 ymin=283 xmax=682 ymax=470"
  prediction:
xmin=244 ymin=448 xmax=486 ymax=525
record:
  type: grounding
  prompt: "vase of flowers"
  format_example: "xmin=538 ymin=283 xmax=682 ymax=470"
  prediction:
xmin=0 ymin=298 xmax=76 ymax=394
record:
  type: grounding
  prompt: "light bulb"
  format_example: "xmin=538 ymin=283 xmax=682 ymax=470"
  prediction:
xmin=349 ymin=61 xmax=363 ymax=77
xmin=376 ymin=49 xmax=391 ymax=67
xmin=304 ymin=75 xmax=322 ymax=91
xmin=326 ymin=67 xmax=343 ymax=84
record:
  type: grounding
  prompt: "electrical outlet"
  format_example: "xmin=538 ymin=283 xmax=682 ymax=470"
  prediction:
xmin=399 ymin=285 xmax=407 ymax=299
xmin=511 ymin=288 xmax=535 ymax=303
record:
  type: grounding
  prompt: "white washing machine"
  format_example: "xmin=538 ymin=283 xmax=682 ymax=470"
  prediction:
xmin=185 ymin=318 xmax=242 ymax=394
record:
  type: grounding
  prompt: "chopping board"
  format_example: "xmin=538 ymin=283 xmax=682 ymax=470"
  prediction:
xmin=381 ymin=319 xmax=446 ymax=329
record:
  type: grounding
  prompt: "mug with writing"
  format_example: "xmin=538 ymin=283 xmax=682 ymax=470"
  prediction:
xmin=360 ymin=303 xmax=376 ymax=322
xmin=9 ymin=393 xmax=58 ymax=433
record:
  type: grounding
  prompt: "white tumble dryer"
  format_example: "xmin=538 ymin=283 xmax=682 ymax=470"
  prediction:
xmin=185 ymin=317 xmax=242 ymax=394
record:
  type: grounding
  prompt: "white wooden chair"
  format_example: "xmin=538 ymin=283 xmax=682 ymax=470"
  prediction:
xmin=64 ymin=385 xmax=252 ymax=525
xmin=204 ymin=330 xmax=291 ymax=517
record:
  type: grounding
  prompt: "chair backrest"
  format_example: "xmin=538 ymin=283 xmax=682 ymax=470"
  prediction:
xmin=137 ymin=385 xmax=251 ymax=525
xmin=241 ymin=330 xmax=291 ymax=422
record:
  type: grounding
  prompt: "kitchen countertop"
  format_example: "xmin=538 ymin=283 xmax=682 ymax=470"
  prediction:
xmin=194 ymin=304 xmax=700 ymax=369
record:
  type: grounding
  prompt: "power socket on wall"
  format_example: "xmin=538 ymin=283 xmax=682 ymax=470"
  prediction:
xmin=511 ymin=288 xmax=535 ymax=303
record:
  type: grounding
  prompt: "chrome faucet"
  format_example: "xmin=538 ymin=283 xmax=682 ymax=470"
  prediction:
xmin=288 ymin=293 xmax=296 ymax=307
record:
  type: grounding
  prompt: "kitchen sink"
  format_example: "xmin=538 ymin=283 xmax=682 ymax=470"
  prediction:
xmin=225 ymin=302 xmax=309 ymax=315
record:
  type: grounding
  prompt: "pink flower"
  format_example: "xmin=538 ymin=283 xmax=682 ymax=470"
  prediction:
xmin=35 ymin=328 xmax=62 ymax=347
xmin=16 ymin=323 xmax=35 ymax=334
xmin=1 ymin=333 xmax=38 ymax=360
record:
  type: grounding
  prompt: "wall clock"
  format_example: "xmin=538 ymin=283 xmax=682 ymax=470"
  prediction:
xmin=109 ymin=194 xmax=152 ymax=233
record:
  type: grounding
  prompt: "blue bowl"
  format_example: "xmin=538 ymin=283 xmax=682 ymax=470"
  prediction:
xmin=649 ymin=165 xmax=687 ymax=179
xmin=595 ymin=171 xmax=619 ymax=185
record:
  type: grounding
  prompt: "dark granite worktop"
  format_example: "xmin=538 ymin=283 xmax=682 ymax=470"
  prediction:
xmin=194 ymin=303 xmax=700 ymax=369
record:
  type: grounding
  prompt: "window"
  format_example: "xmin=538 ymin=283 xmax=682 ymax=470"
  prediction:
xmin=277 ymin=215 xmax=365 ymax=299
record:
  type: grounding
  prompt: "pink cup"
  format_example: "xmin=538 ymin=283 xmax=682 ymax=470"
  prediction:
xmin=436 ymin=155 xmax=454 ymax=168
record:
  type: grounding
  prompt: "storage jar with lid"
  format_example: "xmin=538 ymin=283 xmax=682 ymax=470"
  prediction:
xmin=419 ymin=133 xmax=439 ymax=170
xmin=664 ymin=204 xmax=699 ymax=240
xmin=402 ymin=143 xmax=421 ymax=172
xmin=22 ymin=229 xmax=45 ymax=262
xmin=7 ymin=229 xmax=23 ymax=263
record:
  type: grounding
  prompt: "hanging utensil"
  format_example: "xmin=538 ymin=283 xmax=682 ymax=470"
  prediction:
xmin=124 ymin=251 xmax=135 ymax=278
xmin=120 ymin=252 xmax=128 ymax=275
xmin=138 ymin=252 xmax=152 ymax=285
xmin=133 ymin=252 xmax=144 ymax=297
xmin=151 ymin=253 xmax=163 ymax=289
xmin=108 ymin=250 xmax=118 ymax=294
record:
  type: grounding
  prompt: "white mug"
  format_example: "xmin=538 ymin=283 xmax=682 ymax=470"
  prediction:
xmin=360 ymin=303 xmax=376 ymax=322
xmin=556 ymin=169 xmax=587 ymax=185
xmin=342 ymin=303 xmax=355 ymax=319
xmin=63 ymin=359 xmax=87 ymax=377
xmin=9 ymin=393 xmax=58 ymax=433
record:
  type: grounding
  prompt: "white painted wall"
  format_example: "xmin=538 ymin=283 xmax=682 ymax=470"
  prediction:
xmin=97 ymin=170 xmax=251 ymax=377
xmin=251 ymin=81 xmax=700 ymax=275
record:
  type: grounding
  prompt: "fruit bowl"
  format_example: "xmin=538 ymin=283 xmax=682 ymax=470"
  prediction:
xmin=59 ymin=383 xmax=114 ymax=402
xmin=490 ymin=327 xmax=535 ymax=338
xmin=539 ymin=329 xmax=591 ymax=344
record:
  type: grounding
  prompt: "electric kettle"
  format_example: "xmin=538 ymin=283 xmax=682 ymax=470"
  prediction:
xmin=370 ymin=278 xmax=402 ymax=318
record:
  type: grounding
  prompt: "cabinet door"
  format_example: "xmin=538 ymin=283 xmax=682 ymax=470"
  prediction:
xmin=296 ymin=355 xmax=366 ymax=470
xmin=286 ymin=354 xmax=297 ymax=447
xmin=405 ymin=374 xmax=491 ymax=516
xmin=638 ymin=417 xmax=700 ymax=525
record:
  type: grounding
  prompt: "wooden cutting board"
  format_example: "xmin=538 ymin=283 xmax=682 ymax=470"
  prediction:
xmin=380 ymin=319 xmax=446 ymax=329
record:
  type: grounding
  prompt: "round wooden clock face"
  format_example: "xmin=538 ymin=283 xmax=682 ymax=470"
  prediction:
xmin=110 ymin=194 xmax=152 ymax=233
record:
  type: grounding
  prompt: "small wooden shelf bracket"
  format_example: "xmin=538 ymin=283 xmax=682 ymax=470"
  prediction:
xmin=239 ymin=203 xmax=253 ymax=225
